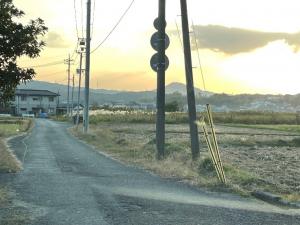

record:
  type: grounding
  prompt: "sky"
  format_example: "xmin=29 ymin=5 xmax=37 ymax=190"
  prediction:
xmin=13 ymin=0 xmax=300 ymax=94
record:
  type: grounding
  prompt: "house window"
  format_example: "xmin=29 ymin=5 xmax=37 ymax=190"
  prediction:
xmin=20 ymin=108 xmax=27 ymax=111
xmin=49 ymin=97 xmax=54 ymax=102
xmin=33 ymin=97 xmax=39 ymax=101
xmin=21 ymin=95 xmax=26 ymax=101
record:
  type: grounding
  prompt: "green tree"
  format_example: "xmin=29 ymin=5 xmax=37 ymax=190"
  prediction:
xmin=165 ymin=101 xmax=180 ymax=112
xmin=0 ymin=0 xmax=47 ymax=105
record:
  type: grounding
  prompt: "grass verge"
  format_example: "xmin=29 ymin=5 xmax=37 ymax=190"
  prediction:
xmin=0 ymin=118 xmax=33 ymax=224
xmin=0 ymin=118 xmax=32 ymax=173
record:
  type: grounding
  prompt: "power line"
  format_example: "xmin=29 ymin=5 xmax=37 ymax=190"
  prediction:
xmin=70 ymin=41 xmax=79 ymax=60
xmin=91 ymin=0 xmax=96 ymax=38
xmin=22 ymin=60 xmax=64 ymax=68
xmin=73 ymin=52 xmax=79 ymax=64
xmin=191 ymin=20 xmax=206 ymax=91
xmin=175 ymin=18 xmax=183 ymax=49
xmin=73 ymin=0 xmax=80 ymax=39
xmin=91 ymin=0 xmax=135 ymax=54
xmin=17 ymin=53 xmax=67 ymax=63
xmin=81 ymin=0 xmax=84 ymax=37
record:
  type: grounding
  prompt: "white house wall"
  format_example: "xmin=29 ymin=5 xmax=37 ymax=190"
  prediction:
xmin=14 ymin=96 xmax=58 ymax=115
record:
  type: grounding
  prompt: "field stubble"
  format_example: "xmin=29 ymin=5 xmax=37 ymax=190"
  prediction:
xmin=71 ymin=121 xmax=300 ymax=202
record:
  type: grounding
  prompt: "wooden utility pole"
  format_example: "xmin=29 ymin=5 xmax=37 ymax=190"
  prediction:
xmin=156 ymin=0 xmax=166 ymax=159
xmin=84 ymin=0 xmax=91 ymax=133
xmin=76 ymin=53 xmax=83 ymax=127
xmin=180 ymin=0 xmax=200 ymax=159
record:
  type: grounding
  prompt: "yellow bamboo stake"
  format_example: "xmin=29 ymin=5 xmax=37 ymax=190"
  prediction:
xmin=197 ymin=119 xmax=223 ymax=182
xmin=206 ymin=104 xmax=227 ymax=184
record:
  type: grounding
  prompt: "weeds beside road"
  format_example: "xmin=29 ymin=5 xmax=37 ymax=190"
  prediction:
xmin=0 ymin=118 xmax=32 ymax=225
xmin=0 ymin=118 xmax=32 ymax=172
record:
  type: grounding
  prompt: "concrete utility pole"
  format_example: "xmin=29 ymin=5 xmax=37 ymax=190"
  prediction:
xmin=76 ymin=52 xmax=83 ymax=127
xmin=71 ymin=74 xmax=75 ymax=117
xmin=156 ymin=0 xmax=166 ymax=159
xmin=84 ymin=0 xmax=91 ymax=133
xmin=180 ymin=0 xmax=200 ymax=159
xmin=64 ymin=54 xmax=72 ymax=116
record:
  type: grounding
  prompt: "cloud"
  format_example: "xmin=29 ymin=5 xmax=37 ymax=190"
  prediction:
xmin=183 ymin=25 xmax=300 ymax=54
xmin=44 ymin=31 xmax=71 ymax=48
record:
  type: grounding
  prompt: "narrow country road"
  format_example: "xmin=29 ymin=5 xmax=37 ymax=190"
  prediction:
xmin=4 ymin=119 xmax=300 ymax=225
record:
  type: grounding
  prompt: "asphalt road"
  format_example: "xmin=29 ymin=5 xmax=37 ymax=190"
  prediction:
xmin=5 ymin=119 xmax=300 ymax=225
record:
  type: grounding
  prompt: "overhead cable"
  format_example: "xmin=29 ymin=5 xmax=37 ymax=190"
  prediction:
xmin=91 ymin=0 xmax=135 ymax=54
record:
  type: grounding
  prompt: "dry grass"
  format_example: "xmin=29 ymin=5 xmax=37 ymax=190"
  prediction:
xmin=0 ymin=140 xmax=22 ymax=173
xmin=88 ymin=111 xmax=300 ymax=125
xmin=0 ymin=118 xmax=32 ymax=173
xmin=70 ymin=123 xmax=273 ymax=199
xmin=71 ymin=122 xmax=300 ymax=201
xmin=0 ymin=118 xmax=32 ymax=224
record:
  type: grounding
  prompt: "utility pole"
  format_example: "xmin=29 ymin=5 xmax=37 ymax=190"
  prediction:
xmin=155 ymin=0 xmax=166 ymax=159
xmin=64 ymin=54 xmax=72 ymax=116
xmin=180 ymin=0 xmax=200 ymax=159
xmin=71 ymin=74 xmax=75 ymax=117
xmin=84 ymin=0 xmax=91 ymax=133
xmin=76 ymin=52 xmax=83 ymax=127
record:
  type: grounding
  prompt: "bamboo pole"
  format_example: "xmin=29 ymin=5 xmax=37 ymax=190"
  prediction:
xmin=198 ymin=120 xmax=223 ymax=181
xmin=206 ymin=104 xmax=226 ymax=183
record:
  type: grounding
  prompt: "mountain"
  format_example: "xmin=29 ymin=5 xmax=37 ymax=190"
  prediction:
xmin=164 ymin=82 xmax=212 ymax=96
xmin=17 ymin=80 xmax=300 ymax=112
xmin=18 ymin=81 xmax=211 ymax=105
xmin=18 ymin=80 xmax=156 ymax=105
xmin=18 ymin=80 xmax=120 ymax=95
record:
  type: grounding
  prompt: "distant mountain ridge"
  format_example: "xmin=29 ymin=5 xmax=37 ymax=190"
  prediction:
xmin=162 ymin=82 xmax=212 ymax=96
xmin=17 ymin=80 xmax=300 ymax=112
xmin=18 ymin=80 xmax=210 ymax=103
xmin=18 ymin=80 xmax=208 ymax=105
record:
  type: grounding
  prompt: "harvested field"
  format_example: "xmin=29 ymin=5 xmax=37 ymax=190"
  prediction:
xmin=72 ymin=122 xmax=300 ymax=201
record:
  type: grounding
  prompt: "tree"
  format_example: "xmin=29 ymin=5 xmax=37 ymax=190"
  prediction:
xmin=165 ymin=101 xmax=180 ymax=112
xmin=0 ymin=0 xmax=47 ymax=105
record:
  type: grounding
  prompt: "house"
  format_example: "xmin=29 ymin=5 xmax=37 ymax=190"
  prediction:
xmin=12 ymin=89 xmax=60 ymax=116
